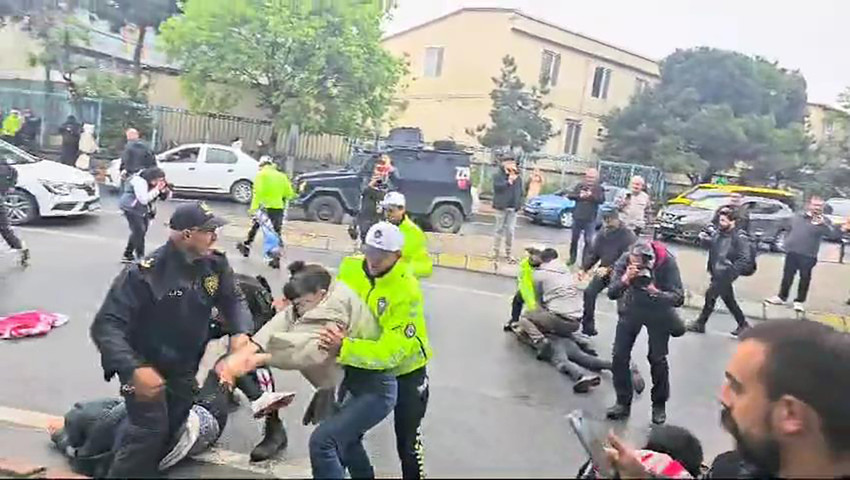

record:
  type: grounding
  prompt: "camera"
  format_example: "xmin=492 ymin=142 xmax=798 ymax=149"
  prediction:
xmin=628 ymin=243 xmax=656 ymax=289
xmin=633 ymin=267 xmax=653 ymax=288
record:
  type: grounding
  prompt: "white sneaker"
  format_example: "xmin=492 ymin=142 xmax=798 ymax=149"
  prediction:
xmin=793 ymin=302 xmax=805 ymax=313
xmin=764 ymin=296 xmax=786 ymax=306
xmin=251 ymin=391 xmax=297 ymax=418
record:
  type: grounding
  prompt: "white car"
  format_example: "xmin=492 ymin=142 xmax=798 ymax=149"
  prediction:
xmin=106 ymin=143 xmax=259 ymax=204
xmin=1 ymin=140 xmax=100 ymax=225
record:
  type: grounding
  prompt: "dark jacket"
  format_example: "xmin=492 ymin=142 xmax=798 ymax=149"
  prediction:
xmin=581 ymin=225 xmax=636 ymax=271
xmin=120 ymin=140 xmax=157 ymax=175
xmin=90 ymin=241 xmax=252 ymax=383
xmin=784 ymin=213 xmax=835 ymax=259
xmin=608 ymin=242 xmax=685 ymax=319
xmin=710 ymin=205 xmax=751 ymax=234
xmin=567 ymin=183 xmax=605 ymax=222
xmin=706 ymin=228 xmax=751 ymax=281
xmin=492 ymin=168 xmax=523 ymax=210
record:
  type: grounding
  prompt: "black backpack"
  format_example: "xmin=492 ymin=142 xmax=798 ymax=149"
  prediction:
xmin=739 ymin=232 xmax=758 ymax=277
xmin=209 ymin=274 xmax=276 ymax=338
xmin=0 ymin=161 xmax=18 ymax=192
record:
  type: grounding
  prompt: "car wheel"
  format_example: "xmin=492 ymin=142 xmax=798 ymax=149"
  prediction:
xmin=430 ymin=204 xmax=463 ymax=234
xmin=230 ymin=180 xmax=253 ymax=204
xmin=559 ymin=210 xmax=573 ymax=229
xmin=307 ymin=196 xmax=344 ymax=224
xmin=772 ymin=230 xmax=788 ymax=253
xmin=5 ymin=189 xmax=38 ymax=225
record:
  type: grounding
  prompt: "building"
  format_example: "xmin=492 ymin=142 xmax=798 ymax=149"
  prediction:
xmin=806 ymin=102 xmax=848 ymax=145
xmin=381 ymin=7 xmax=660 ymax=159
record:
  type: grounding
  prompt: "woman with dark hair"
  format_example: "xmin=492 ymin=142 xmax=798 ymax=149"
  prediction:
xmin=58 ymin=115 xmax=82 ymax=166
xmin=119 ymin=166 xmax=170 ymax=263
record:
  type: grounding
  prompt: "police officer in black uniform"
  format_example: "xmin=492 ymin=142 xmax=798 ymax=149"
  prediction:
xmin=91 ymin=202 xmax=252 ymax=478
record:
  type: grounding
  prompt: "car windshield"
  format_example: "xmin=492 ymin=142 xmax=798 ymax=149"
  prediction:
xmin=691 ymin=196 xmax=732 ymax=211
xmin=0 ymin=139 xmax=40 ymax=165
xmin=684 ymin=189 xmax=731 ymax=201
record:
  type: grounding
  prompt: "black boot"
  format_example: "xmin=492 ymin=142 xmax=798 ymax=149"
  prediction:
xmin=236 ymin=241 xmax=250 ymax=258
xmin=651 ymin=404 xmax=667 ymax=425
xmin=606 ymin=403 xmax=631 ymax=420
xmin=250 ymin=413 xmax=288 ymax=462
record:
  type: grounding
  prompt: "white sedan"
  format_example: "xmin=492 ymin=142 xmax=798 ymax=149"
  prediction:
xmin=105 ymin=143 xmax=259 ymax=204
xmin=1 ymin=140 xmax=100 ymax=225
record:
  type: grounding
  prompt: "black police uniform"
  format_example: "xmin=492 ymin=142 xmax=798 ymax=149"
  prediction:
xmin=91 ymin=239 xmax=251 ymax=477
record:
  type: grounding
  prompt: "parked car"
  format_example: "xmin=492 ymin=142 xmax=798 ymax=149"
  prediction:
xmin=1 ymin=139 xmax=100 ymax=225
xmin=105 ymin=143 xmax=260 ymax=204
xmin=524 ymin=184 xmax=625 ymax=229
xmin=293 ymin=145 xmax=473 ymax=234
xmin=824 ymin=197 xmax=850 ymax=242
xmin=667 ymin=184 xmax=798 ymax=209
xmin=655 ymin=195 xmax=793 ymax=251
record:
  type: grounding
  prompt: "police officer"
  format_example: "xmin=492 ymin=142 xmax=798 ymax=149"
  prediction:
xmin=90 ymin=202 xmax=252 ymax=477
xmin=319 ymin=222 xmax=433 ymax=479
xmin=381 ymin=192 xmax=433 ymax=278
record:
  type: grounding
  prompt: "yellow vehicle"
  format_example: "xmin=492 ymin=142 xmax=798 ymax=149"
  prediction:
xmin=667 ymin=184 xmax=797 ymax=209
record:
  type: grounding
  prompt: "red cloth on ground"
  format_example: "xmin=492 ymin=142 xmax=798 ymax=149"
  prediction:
xmin=0 ymin=310 xmax=69 ymax=339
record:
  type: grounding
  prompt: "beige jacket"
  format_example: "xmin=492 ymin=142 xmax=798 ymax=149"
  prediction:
xmin=252 ymin=280 xmax=379 ymax=389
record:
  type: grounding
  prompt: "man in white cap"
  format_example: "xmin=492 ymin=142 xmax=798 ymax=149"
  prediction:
xmin=380 ymin=191 xmax=433 ymax=278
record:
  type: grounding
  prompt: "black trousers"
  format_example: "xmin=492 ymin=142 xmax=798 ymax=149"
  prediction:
xmin=778 ymin=252 xmax=817 ymax=303
xmin=549 ymin=336 xmax=611 ymax=381
xmin=612 ymin=316 xmax=670 ymax=407
xmin=123 ymin=212 xmax=149 ymax=259
xmin=0 ymin=197 xmax=23 ymax=250
xmin=246 ymin=208 xmax=284 ymax=245
xmin=697 ymin=278 xmax=746 ymax=327
xmin=569 ymin=219 xmax=596 ymax=264
xmin=581 ymin=273 xmax=611 ymax=331
xmin=394 ymin=367 xmax=429 ymax=480
xmin=509 ymin=292 xmax=524 ymax=324
xmin=108 ymin=374 xmax=196 ymax=478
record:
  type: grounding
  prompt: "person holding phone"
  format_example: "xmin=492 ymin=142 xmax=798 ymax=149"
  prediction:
xmin=492 ymin=156 xmax=523 ymax=262
xmin=119 ymin=166 xmax=171 ymax=263
xmin=567 ymin=168 xmax=605 ymax=265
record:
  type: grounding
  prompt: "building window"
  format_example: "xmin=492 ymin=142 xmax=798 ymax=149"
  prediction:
xmin=424 ymin=47 xmax=444 ymax=78
xmin=635 ymin=78 xmax=649 ymax=96
xmin=591 ymin=66 xmax=612 ymax=99
xmin=564 ymin=121 xmax=582 ymax=155
xmin=540 ymin=49 xmax=561 ymax=87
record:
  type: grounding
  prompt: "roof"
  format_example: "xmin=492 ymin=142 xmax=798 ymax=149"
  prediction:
xmin=807 ymin=102 xmax=849 ymax=115
xmin=383 ymin=7 xmax=658 ymax=65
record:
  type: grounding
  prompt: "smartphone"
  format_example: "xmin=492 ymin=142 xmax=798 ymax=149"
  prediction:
xmin=567 ymin=410 xmax=614 ymax=477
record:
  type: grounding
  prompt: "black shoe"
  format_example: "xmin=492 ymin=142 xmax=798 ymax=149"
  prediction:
xmin=250 ymin=413 xmax=288 ymax=462
xmin=535 ymin=338 xmax=553 ymax=361
xmin=268 ymin=257 xmax=281 ymax=269
xmin=631 ymin=364 xmax=646 ymax=395
xmin=503 ymin=320 xmax=516 ymax=332
xmin=606 ymin=403 xmax=631 ymax=420
xmin=651 ymin=404 xmax=667 ymax=425
xmin=730 ymin=323 xmax=750 ymax=337
xmin=581 ymin=325 xmax=598 ymax=337
xmin=236 ymin=242 xmax=250 ymax=258
xmin=573 ymin=375 xmax=602 ymax=394
xmin=19 ymin=248 xmax=30 ymax=268
xmin=686 ymin=321 xmax=706 ymax=334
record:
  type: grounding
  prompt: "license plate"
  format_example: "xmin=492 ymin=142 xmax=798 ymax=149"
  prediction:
xmin=660 ymin=222 xmax=675 ymax=229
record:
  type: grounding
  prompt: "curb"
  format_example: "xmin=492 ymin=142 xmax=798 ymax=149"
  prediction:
xmin=0 ymin=458 xmax=87 ymax=479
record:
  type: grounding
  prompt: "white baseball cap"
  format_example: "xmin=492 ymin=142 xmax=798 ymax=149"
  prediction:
xmin=380 ymin=191 xmax=406 ymax=209
xmin=364 ymin=221 xmax=405 ymax=253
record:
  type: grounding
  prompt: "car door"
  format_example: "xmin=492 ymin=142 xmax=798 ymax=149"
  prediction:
xmin=158 ymin=146 xmax=201 ymax=190
xmin=749 ymin=200 xmax=781 ymax=237
xmin=197 ymin=146 xmax=241 ymax=193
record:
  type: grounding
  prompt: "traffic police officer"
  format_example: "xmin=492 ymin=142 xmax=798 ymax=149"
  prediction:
xmin=91 ymin=202 xmax=252 ymax=477
xmin=320 ymin=221 xmax=433 ymax=479
xmin=381 ymin=192 xmax=433 ymax=278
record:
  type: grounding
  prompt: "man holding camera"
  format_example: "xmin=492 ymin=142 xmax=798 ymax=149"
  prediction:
xmin=492 ymin=156 xmax=523 ymax=262
xmin=606 ymin=241 xmax=685 ymax=424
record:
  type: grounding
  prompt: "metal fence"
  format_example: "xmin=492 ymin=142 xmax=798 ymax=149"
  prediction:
xmin=598 ymin=160 xmax=667 ymax=201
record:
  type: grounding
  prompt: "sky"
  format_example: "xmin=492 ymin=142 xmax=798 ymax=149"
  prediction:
xmin=386 ymin=0 xmax=849 ymax=106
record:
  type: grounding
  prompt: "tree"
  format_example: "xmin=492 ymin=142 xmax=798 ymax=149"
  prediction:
xmin=466 ymin=55 xmax=557 ymax=154
xmin=76 ymin=71 xmax=153 ymax=154
xmin=159 ymin=0 xmax=405 ymax=146
xmin=599 ymin=47 xmax=811 ymax=184
xmin=91 ymin=0 xmax=181 ymax=80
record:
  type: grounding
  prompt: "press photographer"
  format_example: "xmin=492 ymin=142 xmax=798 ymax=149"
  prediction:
xmin=606 ymin=241 xmax=685 ymax=424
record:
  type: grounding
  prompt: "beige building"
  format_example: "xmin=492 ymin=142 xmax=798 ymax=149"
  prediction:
xmin=381 ymin=7 xmax=660 ymax=159
xmin=806 ymin=102 xmax=848 ymax=145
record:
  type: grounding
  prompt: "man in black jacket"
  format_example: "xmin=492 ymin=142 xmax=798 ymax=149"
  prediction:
xmin=577 ymin=206 xmax=636 ymax=336
xmin=0 ymin=159 xmax=28 ymax=266
xmin=606 ymin=241 xmax=685 ymax=425
xmin=492 ymin=156 xmax=523 ymax=261
xmin=567 ymin=168 xmax=605 ymax=265
xmin=120 ymin=128 xmax=157 ymax=177
xmin=688 ymin=208 xmax=752 ymax=336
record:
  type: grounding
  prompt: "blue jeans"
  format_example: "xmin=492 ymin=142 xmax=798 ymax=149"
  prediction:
xmin=569 ymin=219 xmax=596 ymax=264
xmin=309 ymin=368 xmax=397 ymax=479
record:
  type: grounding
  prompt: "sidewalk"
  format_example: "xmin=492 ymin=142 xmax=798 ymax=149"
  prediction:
xmin=219 ymin=217 xmax=850 ymax=332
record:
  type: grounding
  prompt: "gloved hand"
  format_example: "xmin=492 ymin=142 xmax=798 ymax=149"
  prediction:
xmin=302 ymin=388 xmax=338 ymax=426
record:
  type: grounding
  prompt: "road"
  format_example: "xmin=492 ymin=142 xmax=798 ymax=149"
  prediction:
xmin=0 ymin=194 xmax=743 ymax=477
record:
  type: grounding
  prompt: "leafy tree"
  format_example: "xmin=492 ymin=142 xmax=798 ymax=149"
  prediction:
xmin=159 ymin=0 xmax=405 ymax=146
xmin=76 ymin=71 xmax=153 ymax=154
xmin=599 ymin=47 xmax=811 ymax=184
xmin=467 ymin=55 xmax=557 ymax=154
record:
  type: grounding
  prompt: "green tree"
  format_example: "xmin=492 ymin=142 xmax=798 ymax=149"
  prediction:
xmin=599 ymin=47 xmax=811 ymax=184
xmin=76 ymin=71 xmax=153 ymax=154
xmin=159 ymin=0 xmax=405 ymax=146
xmin=467 ymin=55 xmax=557 ymax=154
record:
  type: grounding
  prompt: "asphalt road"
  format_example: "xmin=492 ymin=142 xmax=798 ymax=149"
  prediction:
xmin=0 ymin=195 xmax=744 ymax=477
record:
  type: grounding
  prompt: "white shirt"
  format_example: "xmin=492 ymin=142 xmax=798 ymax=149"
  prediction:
xmin=618 ymin=190 xmax=650 ymax=229
xmin=129 ymin=175 xmax=162 ymax=206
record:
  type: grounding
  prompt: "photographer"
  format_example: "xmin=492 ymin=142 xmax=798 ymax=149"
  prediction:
xmin=492 ymin=156 xmax=523 ymax=262
xmin=606 ymin=241 xmax=685 ymax=425
xmin=119 ymin=167 xmax=170 ymax=263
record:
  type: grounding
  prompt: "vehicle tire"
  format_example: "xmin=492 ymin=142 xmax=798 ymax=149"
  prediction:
xmin=430 ymin=204 xmax=463 ymax=234
xmin=5 ymin=188 xmax=38 ymax=225
xmin=230 ymin=180 xmax=253 ymax=204
xmin=307 ymin=196 xmax=344 ymax=224
xmin=772 ymin=229 xmax=788 ymax=253
xmin=559 ymin=210 xmax=573 ymax=229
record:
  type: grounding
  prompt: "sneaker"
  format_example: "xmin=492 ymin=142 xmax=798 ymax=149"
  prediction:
xmin=606 ymin=403 xmax=631 ymax=420
xmin=581 ymin=325 xmax=598 ymax=337
xmin=730 ymin=323 xmax=750 ymax=337
xmin=236 ymin=242 xmax=250 ymax=258
xmin=686 ymin=321 xmax=706 ymax=334
xmin=18 ymin=248 xmax=30 ymax=268
xmin=573 ymin=375 xmax=602 ymax=394
xmin=651 ymin=404 xmax=667 ymax=425
xmin=120 ymin=254 xmax=135 ymax=264
xmin=503 ymin=320 xmax=516 ymax=332
xmin=630 ymin=364 xmax=646 ymax=395
xmin=251 ymin=391 xmax=297 ymax=418
xmin=764 ymin=296 xmax=786 ymax=306
xmin=793 ymin=302 xmax=805 ymax=312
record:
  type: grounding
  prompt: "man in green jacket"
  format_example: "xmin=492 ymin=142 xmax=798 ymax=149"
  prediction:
xmin=381 ymin=192 xmax=433 ymax=279
xmin=321 ymin=221 xmax=433 ymax=479
xmin=237 ymin=157 xmax=295 ymax=266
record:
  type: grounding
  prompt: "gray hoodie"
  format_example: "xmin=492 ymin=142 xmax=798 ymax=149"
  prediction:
xmin=532 ymin=259 xmax=582 ymax=317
